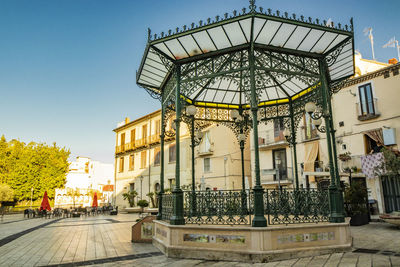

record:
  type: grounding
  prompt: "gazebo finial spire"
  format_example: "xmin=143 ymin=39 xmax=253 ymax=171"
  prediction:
xmin=249 ymin=0 xmax=256 ymax=12
xmin=147 ymin=28 xmax=152 ymax=42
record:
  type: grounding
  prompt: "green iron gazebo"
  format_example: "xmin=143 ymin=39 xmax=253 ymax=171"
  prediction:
xmin=136 ymin=0 xmax=354 ymax=227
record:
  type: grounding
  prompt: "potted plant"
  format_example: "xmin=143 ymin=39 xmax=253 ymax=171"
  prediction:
xmin=122 ymin=190 xmax=138 ymax=207
xmin=344 ymin=181 xmax=369 ymax=226
xmin=339 ymin=152 xmax=352 ymax=162
xmin=137 ymin=199 xmax=149 ymax=213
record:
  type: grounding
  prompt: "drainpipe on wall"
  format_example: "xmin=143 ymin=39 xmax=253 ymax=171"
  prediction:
xmin=148 ymin=115 xmax=152 ymax=202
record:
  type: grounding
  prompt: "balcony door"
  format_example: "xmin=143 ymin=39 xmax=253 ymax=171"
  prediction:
xmin=142 ymin=124 xmax=148 ymax=140
xmin=120 ymin=133 xmax=125 ymax=146
xmin=273 ymin=149 xmax=287 ymax=181
xmin=359 ymin=83 xmax=375 ymax=115
xmin=273 ymin=118 xmax=284 ymax=142
xmin=130 ymin=129 xmax=136 ymax=144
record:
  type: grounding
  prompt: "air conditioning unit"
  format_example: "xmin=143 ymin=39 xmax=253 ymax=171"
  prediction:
xmin=383 ymin=128 xmax=396 ymax=145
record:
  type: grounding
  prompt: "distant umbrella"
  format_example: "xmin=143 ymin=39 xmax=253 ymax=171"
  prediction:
xmin=92 ymin=192 xmax=98 ymax=207
xmin=40 ymin=191 xmax=51 ymax=211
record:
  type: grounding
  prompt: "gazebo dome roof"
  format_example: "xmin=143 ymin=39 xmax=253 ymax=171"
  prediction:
xmin=137 ymin=1 xmax=354 ymax=109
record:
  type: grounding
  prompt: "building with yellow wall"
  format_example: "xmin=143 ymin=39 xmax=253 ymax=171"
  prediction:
xmin=250 ymin=55 xmax=399 ymax=214
xmin=113 ymin=110 xmax=251 ymax=209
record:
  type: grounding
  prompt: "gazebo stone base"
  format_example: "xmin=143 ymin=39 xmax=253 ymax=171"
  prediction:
xmin=153 ymin=220 xmax=351 ymax=263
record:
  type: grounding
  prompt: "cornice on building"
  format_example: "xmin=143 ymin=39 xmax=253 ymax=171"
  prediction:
xmin=333 ymin=62 xmax=400 ymax=91
xmin=113 ymin=109 xmax=161 ymax=132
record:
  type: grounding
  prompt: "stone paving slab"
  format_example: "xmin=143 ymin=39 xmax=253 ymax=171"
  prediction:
xmin=0 ymin=214 xmax=399 ymax=267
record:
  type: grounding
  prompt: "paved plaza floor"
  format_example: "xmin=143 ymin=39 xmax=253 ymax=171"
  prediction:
xmin=0 ymin=213 xmax=399 ymax=266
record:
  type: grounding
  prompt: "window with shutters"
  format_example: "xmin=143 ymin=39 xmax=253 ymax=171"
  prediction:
xmin=204 ymin=157 xmax=211 ymax=173
xmin=169 ymin=143 xmax=176 ymax=163
xmin=119 ymin=157 xmax=124 ymax=173
xmin=140 ymin=151 xmax=147 ymax=169
xmin=359 ymin=83 xmax=375 ymax=115
xmin=154 ymin=147 xmax=161 ymax=166
xmin=129 ymin=154 xmax=134 ymax=171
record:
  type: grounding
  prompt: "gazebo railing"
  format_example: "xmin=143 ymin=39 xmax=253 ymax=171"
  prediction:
xmin=264 ymin=188 xmax=330 ymax=225
xmin=183 ymin=190 xmax=251 ymax=225
xmin=159 ymin=188 xmax=330 ymax=225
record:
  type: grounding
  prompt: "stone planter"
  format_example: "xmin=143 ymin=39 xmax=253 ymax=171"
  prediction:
xmin=380 ymin=212 xmax=400 ymax=227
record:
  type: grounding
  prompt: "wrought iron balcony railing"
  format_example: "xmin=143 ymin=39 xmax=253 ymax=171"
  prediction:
xmin=261 ymin=167 xmax=293 ymax=184
xmin=258 ymin=130 xmax=288 ymax=149
xmin=301 ymin=127 xmax=320 ymax=142
xmin=149 ymin=134 xmax=161 ymax=144
xmin=115 ymin=142 xmax=136 ymax=154
xmin=135 ymin=137 xmax=148 ymax=148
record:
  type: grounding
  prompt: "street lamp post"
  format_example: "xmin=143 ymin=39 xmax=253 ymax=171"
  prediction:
xmin=275 ymin=157 xmax=281 ymax=190
xmin=305 ymin=93 xmax=345 ymax=222
xmin=185 ymin=104 xmax=203 ymax=216
xmin=231 ymin=109 xmax=251 ymax=216
xmin=139 ymin=175 xmax=143 ymax=199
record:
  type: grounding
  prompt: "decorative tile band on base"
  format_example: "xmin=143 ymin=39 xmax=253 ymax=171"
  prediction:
xmin=183 ymin=234 xmax=246 ymax=244
xmin=153 ymin=220 xmax=351 ymax=263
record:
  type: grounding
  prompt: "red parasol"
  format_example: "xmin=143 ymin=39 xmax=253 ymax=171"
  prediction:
xmin=40 ymin=191 xmax=51 ymax=211
xmin=92 ymin=192 xmax=98 ymax=207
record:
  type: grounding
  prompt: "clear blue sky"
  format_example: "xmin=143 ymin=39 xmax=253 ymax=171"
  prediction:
xmin=0 ymin=0 xmax=399 ymax=164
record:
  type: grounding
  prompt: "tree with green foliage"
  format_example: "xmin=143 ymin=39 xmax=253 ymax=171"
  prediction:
xmin=374 ymin=147 xmax=400 ymax=178
xmin=0 ymin=183 xmax=15 ymax=219
xmin=137 ymin=199 xmax=149 ymax=213
xmin=146 ymin=192 xmax=157 ymax=208
xmin=0 ymin=135 xmax=70 ymax=202
xmin=122 ymin=190 xmax=138 ymax=207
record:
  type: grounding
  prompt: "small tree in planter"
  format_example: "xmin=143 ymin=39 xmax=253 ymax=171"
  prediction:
xmin=344 ymin=181 xmax=369 ymax=226
xmin=122 ymin=190 xmax=138 ymax=207
xmin=137 ymin=199 xmax=149 ymax=213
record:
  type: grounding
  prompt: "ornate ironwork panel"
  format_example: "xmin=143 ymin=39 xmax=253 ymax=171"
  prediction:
xmin=264 ymin=188 xmax=330 ymax=225
xmin=183 ymin=190 xmax=251 ymax=225
xmin=161 ymin=193 xmax=173 ymax=221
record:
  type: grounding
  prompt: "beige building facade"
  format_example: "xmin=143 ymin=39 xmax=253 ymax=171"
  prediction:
xmin=250 ymin=57 xmax=399 ymax=214
xmin=114 ymin=110 xmax=251 ymax=209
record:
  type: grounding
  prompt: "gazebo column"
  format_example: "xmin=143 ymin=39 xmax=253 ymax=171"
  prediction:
xmin=170 ymin=65 xmax=185 ymax=225
xmin=325 ymin=65 xmax=345 ymax=222
xmin=319 ymin=59 xmax=344 ymax=223
xmin=249 ymin=39 xmax=267 ymax=227
xmin=289 ymin=101 xmax=300 ymax=189
xmin=156 ymin=95 xmax=165 ymax=220
xmin=328 ymin=97 xmax=343 ymax=196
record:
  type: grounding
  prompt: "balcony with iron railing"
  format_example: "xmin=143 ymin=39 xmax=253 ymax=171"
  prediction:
xmin=300 ymin=127 xmax=320 ymax=142
xmin=135 ymin=137 xmax=148 ymax=148
xmin=149 ymin=134 xmax=161 ymax=144
xmin=258 ymin=129 xmax=288 ymax=150
xmin=261 ymin=167 xmax=293 ymax=186
xmin=356 ymin=98 xmax=380 ymax=121
xmin=115 ymin=142 xmax=136 ymax=154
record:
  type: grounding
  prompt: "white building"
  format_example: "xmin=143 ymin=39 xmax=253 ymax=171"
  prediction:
xmin=66 ymin=156 xmax=114 ymax=189
xmin=55 ymin=157 xmax=115 ymax=207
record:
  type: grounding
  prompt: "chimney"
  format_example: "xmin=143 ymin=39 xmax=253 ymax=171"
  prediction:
xmin=125 ymin=117 xmax=130 ymax=124
xmin=388 ymin=58 xmax=398 ymax=64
